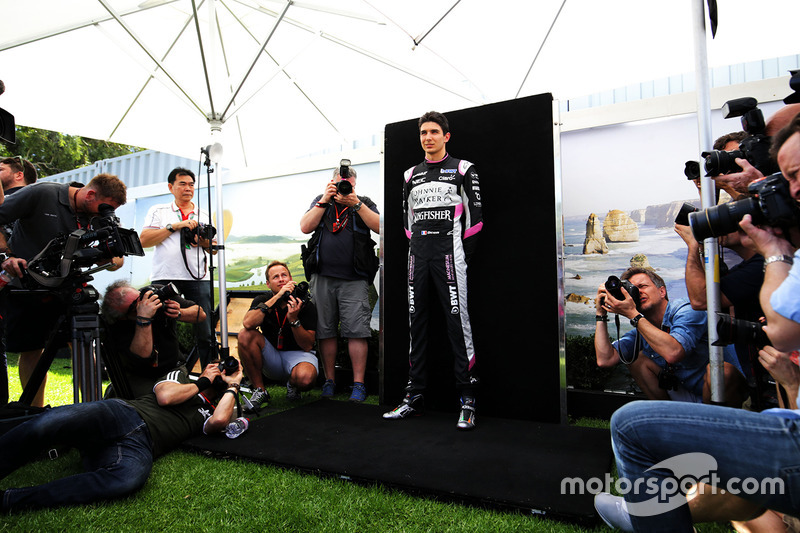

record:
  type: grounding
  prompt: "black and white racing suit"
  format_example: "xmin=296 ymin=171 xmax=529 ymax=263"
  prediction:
xmin=402 ymin=154 xmax=483 ymax=394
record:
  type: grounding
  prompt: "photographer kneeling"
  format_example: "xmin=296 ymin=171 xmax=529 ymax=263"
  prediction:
xmin=238 ymin=261 xmax=319 ymax=407
xmin=101 ymin=280 xmax=207 ymax=399
xmin=595 ymin=267 xmax=742 ymax=404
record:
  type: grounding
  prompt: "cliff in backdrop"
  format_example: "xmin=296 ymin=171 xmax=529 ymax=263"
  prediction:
xmin=641 ymin=199 xmax=699 ymax=228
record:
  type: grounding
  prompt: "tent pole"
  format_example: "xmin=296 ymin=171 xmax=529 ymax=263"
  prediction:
xmin=692 ymin=0 xmax=725 ymax=403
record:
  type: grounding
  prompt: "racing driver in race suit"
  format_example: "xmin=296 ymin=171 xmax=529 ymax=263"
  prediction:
xmin=383 ymin=110 xmax=483 ymax=430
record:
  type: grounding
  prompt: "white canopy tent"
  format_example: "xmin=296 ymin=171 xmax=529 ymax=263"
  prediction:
xmin=1 ymin=0 xmax=798 ymax=167
xmin=1 ymin=0 xmax=798 ymax=399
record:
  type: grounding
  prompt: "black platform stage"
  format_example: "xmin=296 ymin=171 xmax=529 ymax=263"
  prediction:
xmin=183 ymin=401 xmax=612 ymax=524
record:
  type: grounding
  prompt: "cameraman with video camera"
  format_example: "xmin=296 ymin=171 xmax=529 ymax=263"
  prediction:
xmin=0 ymin=172 xmax=127 ymax=407
xmin=299 ymin=161 xmax=379 ymax=402
xmin=101 ymin=280 xmax=207 ymax=399
xmin=140 ymin=167 xmax=216 ymax=369
xmin=238 ymin=261 xmax=319 ymax=405
xmin=595 ymin=268 xmax=741 ymax=403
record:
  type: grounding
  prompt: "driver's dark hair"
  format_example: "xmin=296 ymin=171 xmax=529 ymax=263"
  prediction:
xmin=418 ymin=111 xmax=449 ymax=135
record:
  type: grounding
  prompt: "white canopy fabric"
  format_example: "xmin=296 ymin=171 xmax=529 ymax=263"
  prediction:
xmin=1 ymin=0 xmax=798 ymax=168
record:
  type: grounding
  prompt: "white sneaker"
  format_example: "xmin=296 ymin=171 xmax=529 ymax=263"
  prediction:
xmin=594 ymin=492 xmax=633 ymax=532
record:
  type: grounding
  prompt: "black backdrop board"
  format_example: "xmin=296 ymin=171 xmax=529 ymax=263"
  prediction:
xmin=382 ymin=94 xmax=562 ymax=423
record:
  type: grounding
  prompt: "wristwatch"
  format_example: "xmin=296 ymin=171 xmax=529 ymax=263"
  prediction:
xmin=290 ymin=320 xmax=301 ymax=328
xmin=763 ymin=254 xmax=793 ymax=272
xmin=166 ymin=223 xmax=175 ymax=233
xmin=630 ymin=313 xmax=645 ymax=328
xmin=353 ymin=201 xmax=363 ymax=212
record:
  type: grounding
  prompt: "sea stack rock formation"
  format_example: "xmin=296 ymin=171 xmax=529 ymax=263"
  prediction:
xmin=583 ymin=213 xmax=608 ymax=254
xmin=603 ymin=210 xmax=639 ymax=242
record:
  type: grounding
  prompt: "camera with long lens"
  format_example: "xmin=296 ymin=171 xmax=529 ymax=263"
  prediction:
xmin=604 ymin=275 xmax=641 ymax=310
xmin=712 ymin=313 xmax=770 ymax=348
xmin=684 ymin=160 xmax=701 ymax=181
xmin=688 ymin=172 xmax=800 ymax=240
xmin=701 ymin=97 xmax=777 ymax=177
xmin=337 ymin=159 xmax=353 ymax=195
xmin=279 ymin=280 xmax=311 ymax=306
xmin=25 ymin=203 xmax=144 ymax=289
xmin=181 ymin=222 xmax=216 ymax=243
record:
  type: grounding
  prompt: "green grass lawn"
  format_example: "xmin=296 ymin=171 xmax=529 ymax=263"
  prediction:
xmin=1 ymin=356 xmax=732 ymax=532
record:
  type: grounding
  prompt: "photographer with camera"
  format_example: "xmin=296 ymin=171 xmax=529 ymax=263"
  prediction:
xmin=0 ymin=173 xmax=127 ymax=407
xmin=140 ymin=167 xmax=216 ymax=368
xmin=709 ymin=103 xmax=800 ymax=200
xmin=101 ymin=280 xmax=207 ymax=398
xmin=739 ymin=113 xmax=800 ymax=353
xmin=594 ymin=113 xmax=800 ymax=533
xmin=238 ymin=261 xmax=319 ymax=405
xmin=299 ymin=161 xmax=379 ymax=402
xmin=674 ymin=221 xmax=756 ymax=407
xmin=0 ymin=361 xmax=242 ymax=512
xmin=595 ymin=268 xmax=740 ymax=403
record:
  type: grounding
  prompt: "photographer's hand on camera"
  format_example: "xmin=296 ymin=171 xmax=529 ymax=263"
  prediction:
xmin=162 ymin=299 xmax=181 ymax=320
xmin=2 ymin=256 xmax=27 ymax=278
xmin=739 ymin=214 xmax=796 ymax=258
xmin=137 ymin=290 xmax=162 ymax=319
xmin=713 ymin=158 xmax=765 ymax=199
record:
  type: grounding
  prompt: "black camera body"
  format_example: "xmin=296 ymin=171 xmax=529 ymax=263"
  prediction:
xmin=279 ymin=281 xmax=311 ymax=306
xmin=218 ymin=356 xmax=239 ymax=375
xmin=675 ymin=202 xmax=699 ymax=226
xmin=337 ymin=158 xmax=353 ymax=195
xmin=701 ymin=97 xmax=777 ymax=177
xmin=139 ymin=282 xmax=180 ymax=305
xmin=689 ymin=172 xmax=800 ymax=240
xmin=604 ymin=275 xmax=641 ymax=310
xmin=181 ymin=222 xmax=216 ymax=243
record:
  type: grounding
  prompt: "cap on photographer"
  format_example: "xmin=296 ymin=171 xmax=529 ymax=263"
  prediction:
xmin=238 ymin=261 xmax=319 ymax=407
xmin=139 ymin=167 xmax=217 ymax=368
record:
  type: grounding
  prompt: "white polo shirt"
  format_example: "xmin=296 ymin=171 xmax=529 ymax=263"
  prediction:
xmin=143 ymin=201 xmax=210 ymax=281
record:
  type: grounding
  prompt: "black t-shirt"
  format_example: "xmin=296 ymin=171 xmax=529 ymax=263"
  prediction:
xmin=249 ymin=291 xmax=317 ymax=351
xmin=125 ymin=368 xmax=212 ymax=458
xmin=308 ymin=194 xmax=378 ymax=281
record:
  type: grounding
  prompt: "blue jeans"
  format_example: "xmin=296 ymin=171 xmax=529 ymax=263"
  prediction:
xmin=0 ymin=399 xmax=153 ymax=511
xmin=155 ymin=279 xmax=214 ymax=367
xmin=611 ymin=401 xmax=800 ymax=532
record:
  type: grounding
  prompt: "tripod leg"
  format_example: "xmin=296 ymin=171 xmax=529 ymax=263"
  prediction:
xmin=19 ymin=315 xmax=66 ymax=406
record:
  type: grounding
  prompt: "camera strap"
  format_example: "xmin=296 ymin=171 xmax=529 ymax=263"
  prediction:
xmin=613 ymin=314 xmax=640 ymax=365
xmin=179 ymin=230 xmax=207 ymax=280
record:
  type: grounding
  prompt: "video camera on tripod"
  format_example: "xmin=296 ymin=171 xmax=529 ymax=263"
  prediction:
xmin=24 ymin=203 xmax=144 ymax=290
xmin=16 ymin=204 xmax=145 ymax=406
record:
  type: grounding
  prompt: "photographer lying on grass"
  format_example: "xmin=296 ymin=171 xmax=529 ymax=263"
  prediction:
xmin=0 ymin=363 xmax=241 ymax=512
